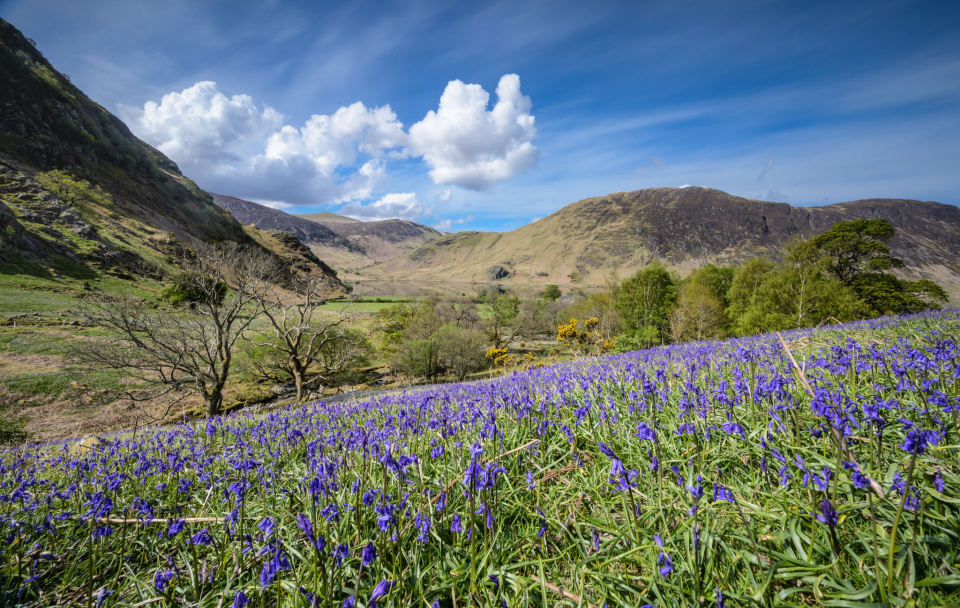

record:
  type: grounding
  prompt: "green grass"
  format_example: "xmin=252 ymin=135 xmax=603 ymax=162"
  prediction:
xmin=2 ymin=311 xmax=958 ymax=607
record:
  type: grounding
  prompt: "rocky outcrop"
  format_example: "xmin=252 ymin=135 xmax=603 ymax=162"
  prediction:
xmin=487 ymin=265 xmax=510 ymax=280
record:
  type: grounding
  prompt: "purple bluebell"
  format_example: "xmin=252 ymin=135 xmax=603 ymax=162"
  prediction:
xmin=369 ymin=579 xmax=394 ymax=608
xmin=933 ymin=468 xmax=945 ymax=493
xmin=361 ymin=541 xmax=377 ymax=566
xmin=154 ymin=568 xmax=176 ymax=592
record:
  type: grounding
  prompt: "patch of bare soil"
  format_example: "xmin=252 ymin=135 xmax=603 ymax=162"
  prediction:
xmin=0 ymin=351 xmax=63 ymax=373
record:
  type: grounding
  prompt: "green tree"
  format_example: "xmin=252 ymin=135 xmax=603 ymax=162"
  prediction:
xmin=851 ymin=274 xmax=948 ymax=316
xmin=541 ymin=284 xmax=562 ymax=301
xmin=486 ymin=294 xmax=520 ymax=347
xmin=435 ymin=324 xmax=489 ymax=381
xmin=813 ymin=218 xmax=947 ymax=314
xmin=669 ymin=281 xmax=725 ymax=342
xmin=371 ymin=302 xmax=416 ymax=352
xmin=727 ymin=257 xmax=776 ymax=336
xmin=614 ymin=262 xmax=677 ymax=348
xmin=728 ymin=240 xmax=859 ymax=334
xmin=812 ymin=218 xmax=903 ymax=285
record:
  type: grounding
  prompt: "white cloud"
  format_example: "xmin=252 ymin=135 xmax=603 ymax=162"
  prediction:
xmin=121 ymin=76 xmax=539 ymax=207
xmin=433 ymin=215 xmax=474 ymax=231
xmin=408 ymin=74 xmax=538 ymax=191
xmin=121 ymin=81 xmax=405 ymax=205
xmin=339 ymin=192 xmax=431 ymax=221
xmin=118 ymin=81 xmax=284 ymax=170
xmin=264 ymin=101 xmax=407 ymax=173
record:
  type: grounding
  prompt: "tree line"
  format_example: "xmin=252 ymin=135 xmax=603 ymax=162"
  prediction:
xmin=604 ymin=218 xmax=948 ymax=351
xmin=75 ymin=218 xmax=947 ymax=422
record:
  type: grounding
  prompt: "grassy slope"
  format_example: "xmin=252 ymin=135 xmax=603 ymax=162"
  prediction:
xmin=365 ymin=188 xmax=960 ymax=299
xmin=2 ymin=311 xmax=957 ymax=607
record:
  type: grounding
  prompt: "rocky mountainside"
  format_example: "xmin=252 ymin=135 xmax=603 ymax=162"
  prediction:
xmin=210 ymin=193 xmax=360 ymax=251
xmin=214 ymin=192 xmax=442 ymax=274
xmin=367 ymin=187 xmax=960 ymax=295
xmin=311 ymin=218 xmax=442 ymax=266
xmin=0 ymin=18 xmax=342 ymax=292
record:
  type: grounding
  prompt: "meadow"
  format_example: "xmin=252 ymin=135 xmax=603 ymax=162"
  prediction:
xmin=1 ymin=310 xmax=958 ymax=607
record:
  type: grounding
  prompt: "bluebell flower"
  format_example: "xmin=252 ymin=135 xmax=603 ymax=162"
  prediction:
xmin=231 ymin=591 xmax=249 ymax=608
xmin=94 ymin=588 xmax=112 ymax=608
xmin=259 ymin=548 xmax=289 ymax=588
xmin=712 ymin=484 xmax=735 ymax=503
xmin=167 ymin=518 xmax=185 ymax=538
xmin=635 ymin=422 xmax=657 ymax=441
xmin=361 ymin=541 xmax=377 ymax=566
xmin=369 ymin=579 xmax=394 ymax=608
xmin=933 ymin=468 xmax=945 ymax=493
xmin=333 ymin=543 xmax=349 ymax=567
xmin=817 ymin=498 xmax=839 ymax=530
xmin=154 ymin=568 xmax=176 ymax=592
xmin=190 ymin=528 xmax=213 ymax=546
xmin=658 ymin=552 xmax=673 ymax=577
xmin=258 ymin=516 xmax=275 ymax=537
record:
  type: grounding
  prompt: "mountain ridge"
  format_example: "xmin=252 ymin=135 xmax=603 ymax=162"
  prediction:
xmin=364 ymin=187 xmax=960 ymax=295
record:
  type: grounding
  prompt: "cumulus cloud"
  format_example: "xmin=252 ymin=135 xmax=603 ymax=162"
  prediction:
xmin=118 ymin=81 xmax=284 ymax=171
xmin=121 ymin=75 xmax=537 ymax=207
xmin=121 ymin=81 xmax=406 ymax=205
xmin=408 ymin=74 xmax=538 ymax=191
xmin=339 ymin=192 xmax=431 ymax=221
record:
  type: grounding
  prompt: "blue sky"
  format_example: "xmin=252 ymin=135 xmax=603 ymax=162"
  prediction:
xmin=2 ymin=0 xmax=959 ymax=231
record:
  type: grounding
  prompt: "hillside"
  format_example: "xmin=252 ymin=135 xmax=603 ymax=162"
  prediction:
xmin=211 ymin=192 xmax=439 ymax=273
xmin=311 ymin=217 xmax=442 ymax=266
xmin=0 ymin=18 xmax=342 ymax=292
xmin=367 ymin=187 xmax=960 ymax=295
xmin=210 ymin=193 xmax=361 ymax=252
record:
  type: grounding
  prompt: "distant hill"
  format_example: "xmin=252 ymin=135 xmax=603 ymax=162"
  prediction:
xmin=366 ymin=187 xmax=960 ymax=296
xmin=210 ymin=194 xmax=361 ymax=252
xmin=310 ymin=218 xmax=442 ymax=266
xmin=211 ymin=193 xmax=439 ymax=271
xmin=0 ymin=18 xmax=342 ymax=292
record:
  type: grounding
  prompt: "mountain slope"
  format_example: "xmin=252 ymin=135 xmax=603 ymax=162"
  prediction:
xmin=311 ymin=218 xmax=442 ymax=266
xmin=368 ymin=187 xmax=960 ymax=292
xmin=210 ymin=193 xmax=361 ymax=251
xmin=0 ymin=18 xmax=342 ymax=292
xmin=215 ymin=192 xmax=443 ymax=273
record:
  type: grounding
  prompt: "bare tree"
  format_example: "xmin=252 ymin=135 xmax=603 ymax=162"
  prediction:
xmin=247 ymin=277 xmax=369 ymax=403
xmin=75 ymin=242 xmax=278 ymax=418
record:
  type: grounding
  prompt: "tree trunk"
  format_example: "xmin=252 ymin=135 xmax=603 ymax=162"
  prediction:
xmin=206 ymin=391 xmax=223 ymax=417
xmin=293 ymin=364 xmax=305 ymax=404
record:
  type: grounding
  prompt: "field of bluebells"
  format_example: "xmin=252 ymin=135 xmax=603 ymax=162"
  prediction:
xmin=2 ymin=311 xmax=960 ymax=608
